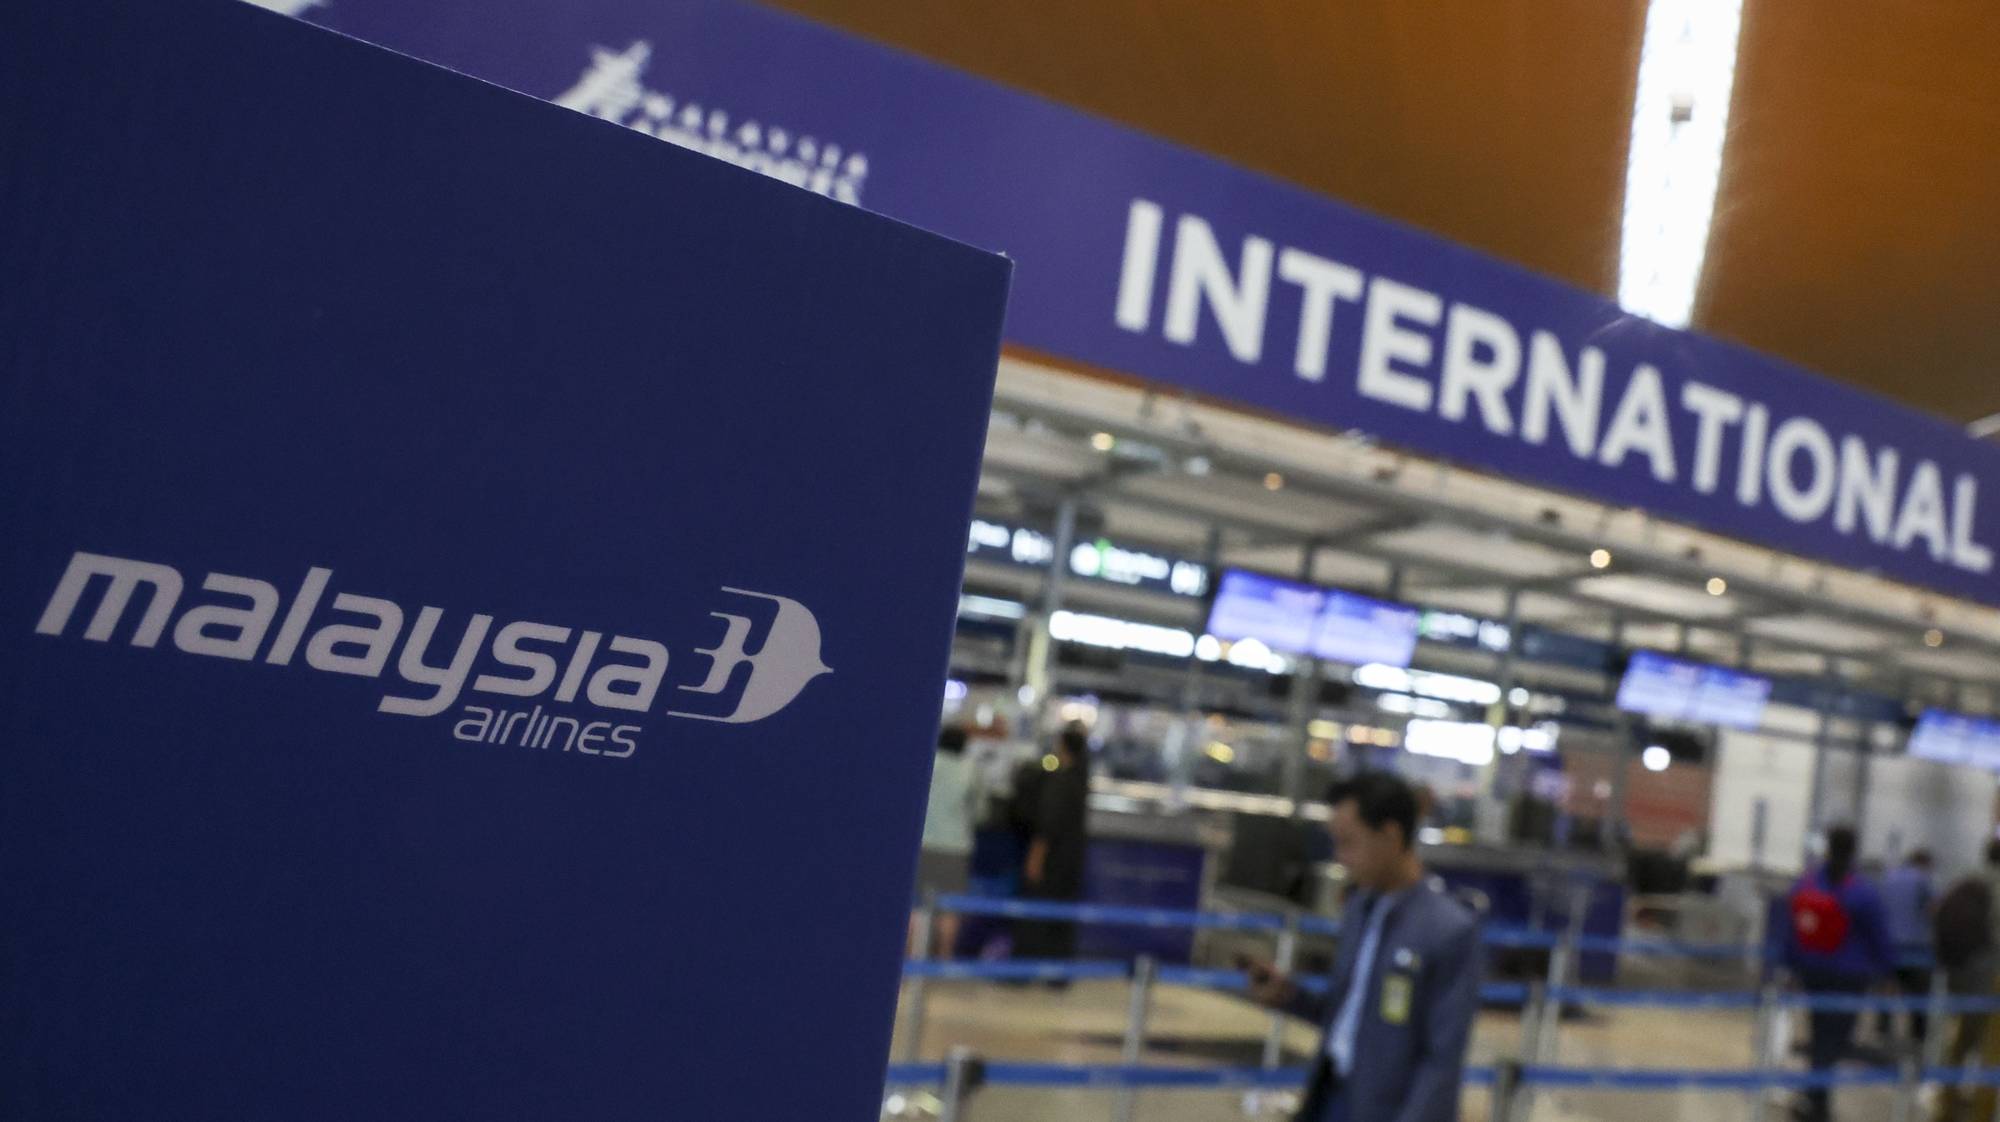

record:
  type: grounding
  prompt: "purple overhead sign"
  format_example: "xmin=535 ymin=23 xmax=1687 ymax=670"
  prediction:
xmin=307 ymin=0 xmax=2000 ymax=608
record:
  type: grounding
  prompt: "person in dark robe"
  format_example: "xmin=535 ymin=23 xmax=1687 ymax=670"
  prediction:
xmin=1014 ymin=722 xmax=1091 ymax=960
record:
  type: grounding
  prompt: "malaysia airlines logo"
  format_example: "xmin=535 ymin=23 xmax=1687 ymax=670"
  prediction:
xmin=32 ymin=551 xmax=832 ymax=761
xmin=670 ymin=589 xmax=831 ymax=723
xmin=552 ymin=41 xmax=871 ymax=206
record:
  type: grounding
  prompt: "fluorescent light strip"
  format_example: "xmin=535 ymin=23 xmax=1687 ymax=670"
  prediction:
xmin=1617 ymin=0 xmax=1745 ymax=328
xmin=958 ymin=594 xmax=1027 ymax=620
xmin=1048 ymin=609 xmax=1196 ymax=659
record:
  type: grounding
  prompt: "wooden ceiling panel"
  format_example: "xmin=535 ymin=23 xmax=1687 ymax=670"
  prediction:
xmin=771 ymin=0 xmax=1646 ymax=294
xmin=1701 ymin=1 xmax=2000 ymax=421
xmin=774 ymin=0 xmax=1996 ymax=422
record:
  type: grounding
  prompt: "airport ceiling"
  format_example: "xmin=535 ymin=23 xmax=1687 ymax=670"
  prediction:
xmin=774 ymin=0 xmax=2000 ymax=425
xmin=985 ymin=354 xmax=2000 ymax=711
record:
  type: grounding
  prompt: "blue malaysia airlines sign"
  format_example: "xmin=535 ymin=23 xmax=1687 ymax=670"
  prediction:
xmin=1 ymin=1 xmax=1009 ymax=1119
xmin=304 ymin=0 xmax=2000 ymax=606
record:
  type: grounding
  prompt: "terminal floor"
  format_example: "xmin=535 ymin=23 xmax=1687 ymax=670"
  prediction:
xmin=888 ymin=978 xmax=1902 ymax=1121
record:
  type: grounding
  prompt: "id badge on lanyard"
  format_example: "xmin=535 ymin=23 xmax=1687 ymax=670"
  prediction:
xmin=1380 ymin=947 xmax=1421 ymax=1026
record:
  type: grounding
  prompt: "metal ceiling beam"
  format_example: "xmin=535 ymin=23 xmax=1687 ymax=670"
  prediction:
xmin=990 ymin=388 xmax=2000 ymax=672
xmin=1313 ymin=511 xmax=1429 ymax=548
xmin=977 ymin=419 xmax=1996 ymax=696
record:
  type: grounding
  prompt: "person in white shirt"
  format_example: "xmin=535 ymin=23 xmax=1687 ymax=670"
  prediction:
xmin=911 ymin=725 xmax=975 ymax=956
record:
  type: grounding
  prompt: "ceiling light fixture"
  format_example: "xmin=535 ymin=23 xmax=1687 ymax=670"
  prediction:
xmin=1617 ymin=0 xmax=1745 ymax=328
xmin=1706 ymin=576 xmax=1727 ymax=596
xmin=1590 ymin=548 xmax=1613 ymax=569
xmin=1263 ymin=472 xmax=1285 ymax=491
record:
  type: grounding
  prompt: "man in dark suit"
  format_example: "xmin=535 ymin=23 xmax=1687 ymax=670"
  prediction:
xmin=1250 ymin=772 xmax=1482 ymax=1122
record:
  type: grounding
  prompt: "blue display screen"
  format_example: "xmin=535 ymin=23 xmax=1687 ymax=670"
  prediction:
xmin=1908 ymin=710 xmax=2000 ymax=770
xmin=1615 ymin=651 xmax=1772 ymax=729
xmin=1204 ymin=570 xmax=1421 ymax=667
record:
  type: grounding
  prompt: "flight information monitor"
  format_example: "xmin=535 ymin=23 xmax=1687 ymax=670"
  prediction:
xmin=1615 ymin=651 xmax=1772 ymax=729
xmin=1205 ymin=570 xmax=1421 ymax=667
xmin=1908 ymin=710 xmax=2000 ymax=770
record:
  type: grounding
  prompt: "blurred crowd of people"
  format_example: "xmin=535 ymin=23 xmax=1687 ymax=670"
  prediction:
xmin=914 ymin=717 xmax=2000 ymax=1122
xmin=913 ymin=719 xmax=1092 ymax=963
xmin=1782 ymin=826 xmax=2000 ymax=1122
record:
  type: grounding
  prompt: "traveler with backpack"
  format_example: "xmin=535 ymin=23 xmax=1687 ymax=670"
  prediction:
xmin=1783 ymin=825 xmax=1894 ymax=1122
xmin=1933 ymin=838 xmax=2000 ymax=1122
xmin=1880 ymin=849 xmax=1937 ymax=1043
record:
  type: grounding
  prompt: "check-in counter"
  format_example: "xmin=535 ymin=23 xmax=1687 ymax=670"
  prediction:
xmin=1080 ymin=781 xmax=1627 ymax=979
xmin=1076 ymin=795 xmax=1232 ymax=962
xmin=1423 ymin=840 xmax=1625 ymax=982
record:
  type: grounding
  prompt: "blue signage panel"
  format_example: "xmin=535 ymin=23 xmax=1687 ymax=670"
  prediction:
xmin=1616 ymin=652 xmax=1772 ymax=730
xmin=300 ymin=0 xmax=2000 ymax=608
xmin=0 ymin=2 xmax=1008 ymax=1119
xmin=1908 ymin=710 xmax=2000 ymax=771
xmin=1205 ymin=570 xmax=1420 ymax=667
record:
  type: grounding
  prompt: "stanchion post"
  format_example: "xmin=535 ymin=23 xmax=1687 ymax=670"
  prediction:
xmin=1537 ymin=889 xmax=1582 ymax=1063
xmin=1924 ymin=968 xmax=1959 ymax=1119
xmin=1924 ymin=968 xmax=1949 ymax=1073
xmin=1490 ymin=1059 xmax=1523 ymax=1122
xmin=937 ymin=1046 xmax=984 ymax=1122
xmin=900 ymin=902 xmax=934 ymax=1065
xmin=1962 ymin=1024 xmax=1986 ymax=1113
xmin=1111 ymin=956 xmax=1156 ymax=1122
xmin=1509 ymin=980 xmax=1545 ymax=1122
xmin=1244 ymin=916 xmax=1301 ymax=1119
xmin=1891 ymin=1053 xmax=1920 ymax=1122
xmin=1509 ymin=887 xmax=1581 ymax=1122
xmin=1262 ymin=916 xmax=1299 ymax=1071
xmin=1749 ymin=979 xmax=1779 ymax=1122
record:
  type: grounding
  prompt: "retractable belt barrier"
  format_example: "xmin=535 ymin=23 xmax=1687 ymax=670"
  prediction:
xmin=885 ymin=1061 xmax=2000 ymax=1092
xmin=932 ymin=894 xmax=1767 ymax=960
xmin=902 ymin=959 xmax=2000 ymax=1016
xmin=905 ymin=958 xmax=1543 ymax=1004
xmin=902 ymin=960 xmax=1132 ymax=983
xmin=1786 ymin=991 xmax=2000 ymax=1015
xmin=935 ymin=893 xmax=1942 ymax=968
xmin=932 ymin=894 xmax=1290 ymax=933
xmin=886 ymin=1061 xmax=1318 ymax=1089
xmin=901 ymin=894 xmax=1992 ymax=1119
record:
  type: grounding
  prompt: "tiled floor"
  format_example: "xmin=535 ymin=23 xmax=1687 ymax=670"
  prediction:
xmin=886 ymin=978 xmax=1907 ymax=1120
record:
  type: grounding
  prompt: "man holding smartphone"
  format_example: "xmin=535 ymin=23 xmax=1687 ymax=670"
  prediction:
xmin=1248 ymin=772 xmax=1482 ymax=1122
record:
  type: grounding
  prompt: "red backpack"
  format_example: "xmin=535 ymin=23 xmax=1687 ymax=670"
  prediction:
xmin=1790 ymin=877 xmax=1852 ymax=955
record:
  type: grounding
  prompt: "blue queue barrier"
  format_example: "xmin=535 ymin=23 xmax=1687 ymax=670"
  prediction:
xmin=885 ymin=1061 xmax=2000 ymax=1091
xmin=931 ymin=894 xmax=1739 ymax=958
xmin=902 ymin=960 xmax=1132 ymax=983
xmin=1573 ymin=933 xmax=1749 ymax=960
xmin=1788 ymin=991 xmax=2000 ymax=1015
xmin=932 ymin=894 xmax=1287 ymax=933
xmin=885 ymin=1062 xmax=1484 ymax=1089
xmin=1546 ymin=986 xmax=1763 ymax=1010
xmin=908 ymin=958 xmax=1538 ymax=1005
xmin=901 ymin=958 xmax=2000 ymax=1018
xmin=891 ymin=953 xmax=2000 ymax=1113
xmin=930 ymin=893 xmax=1940 ymax=968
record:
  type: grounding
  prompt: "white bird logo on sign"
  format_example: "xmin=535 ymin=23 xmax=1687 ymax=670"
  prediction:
xmin=668 ymin=588 xmax=832 ymax=724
